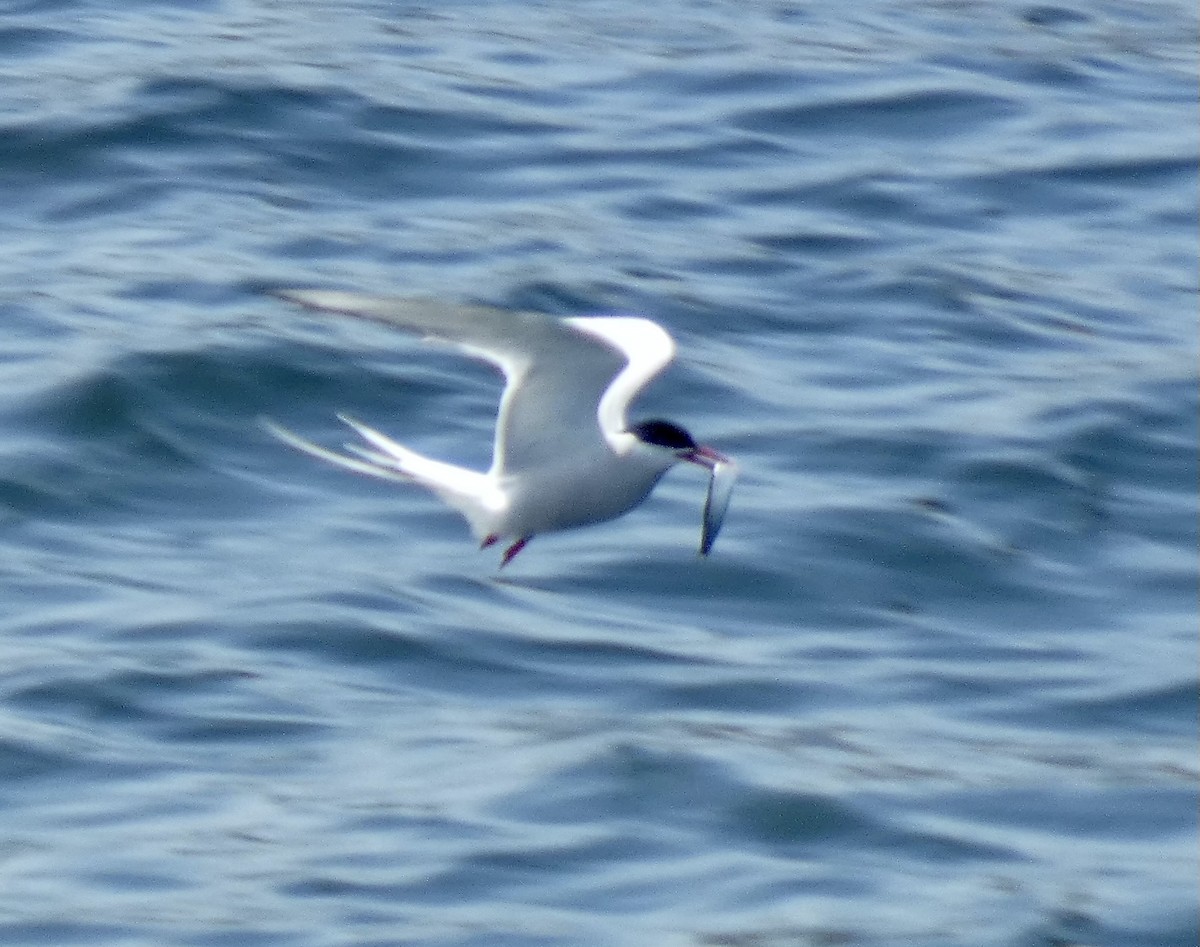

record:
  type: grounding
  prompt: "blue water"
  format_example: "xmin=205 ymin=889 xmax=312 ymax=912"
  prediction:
xmin=1 ymin=1 xmax=1196 ymax=944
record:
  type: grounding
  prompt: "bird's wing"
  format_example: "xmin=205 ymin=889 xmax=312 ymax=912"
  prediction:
xmin=274 ymin=291 xmax=672 ymax=477
xmin=277 ymin=290 xmax=550 ymax=379
xmin=565 ymin=317 xmax=676 ymax=441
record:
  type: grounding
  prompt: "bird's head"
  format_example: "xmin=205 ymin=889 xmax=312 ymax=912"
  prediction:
xmin=629 ymin=419 xmax=728 ymax=471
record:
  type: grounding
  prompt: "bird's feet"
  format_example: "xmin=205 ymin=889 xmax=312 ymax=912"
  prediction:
xmin=500 ymin=536 xmax=530 ymax=567
xmin=481 ymin=534 xmax=532 ymax=567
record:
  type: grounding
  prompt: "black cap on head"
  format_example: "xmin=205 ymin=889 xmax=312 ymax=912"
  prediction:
xmin=630 ymin=418 xmax=697 ymax=451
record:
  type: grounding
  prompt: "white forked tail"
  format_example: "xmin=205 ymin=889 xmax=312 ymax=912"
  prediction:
xmin=264 ymin=416 xmax=504 ymax=540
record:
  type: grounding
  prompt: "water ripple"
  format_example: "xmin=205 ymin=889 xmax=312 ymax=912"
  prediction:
xmin=0 ymin=1 xmax=1196 ymax=944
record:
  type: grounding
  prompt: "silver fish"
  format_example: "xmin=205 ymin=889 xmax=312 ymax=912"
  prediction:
xmin=700 ymin=458 xmax=738 ymax=555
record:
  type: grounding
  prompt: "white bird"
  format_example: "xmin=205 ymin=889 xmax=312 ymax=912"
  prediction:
xmin=266 ymin=290 xmax=737 ymax=567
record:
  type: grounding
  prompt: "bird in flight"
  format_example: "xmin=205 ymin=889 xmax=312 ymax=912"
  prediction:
xmin=266 ymin=291 xmax=737 ymax=567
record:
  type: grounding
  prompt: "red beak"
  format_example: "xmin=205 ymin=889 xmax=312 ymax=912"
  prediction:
xmin=683 ymin=444 xmax=728 ymax=469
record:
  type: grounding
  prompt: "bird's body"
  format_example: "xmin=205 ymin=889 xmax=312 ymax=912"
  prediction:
xmin=267 ymin=291 xmax=736 ymax=565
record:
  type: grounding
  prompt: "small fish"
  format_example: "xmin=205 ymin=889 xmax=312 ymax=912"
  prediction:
xmin=700 ymin=458 xmax=738 ymax=556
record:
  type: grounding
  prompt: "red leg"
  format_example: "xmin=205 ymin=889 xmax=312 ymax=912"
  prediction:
xmin=481 ymin=534 xmax=499 ymax=549
xmin=500 ymin=536 xmax=531 ymax=567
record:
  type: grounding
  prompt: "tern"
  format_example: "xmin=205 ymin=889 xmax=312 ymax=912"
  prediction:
xmin=266 ymin=291 xmax=737 ymax=567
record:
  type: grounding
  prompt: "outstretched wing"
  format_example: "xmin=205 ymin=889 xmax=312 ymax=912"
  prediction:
xmin=274 ymin=291 xmax=672 ymax=477
xmin=565 ymin=317 xmax=676 ymax=442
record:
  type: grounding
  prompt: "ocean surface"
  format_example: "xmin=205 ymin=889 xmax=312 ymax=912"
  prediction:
xmin=0 ymin=2 xmax=1196 ymax=945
